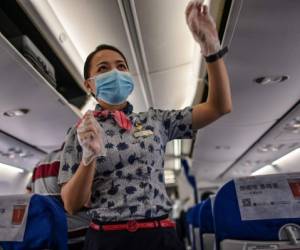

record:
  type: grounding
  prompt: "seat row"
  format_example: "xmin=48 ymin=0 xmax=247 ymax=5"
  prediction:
xmin=186 ymin=172 xmax=300 ymax=250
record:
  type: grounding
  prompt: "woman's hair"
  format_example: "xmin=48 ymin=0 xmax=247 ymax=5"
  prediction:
xmin=83 ymin=44 xmax=129 ymax=80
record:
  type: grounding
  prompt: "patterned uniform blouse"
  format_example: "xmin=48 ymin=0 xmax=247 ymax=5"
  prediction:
xmin=58 ymin=103 xmax=194 ymax=222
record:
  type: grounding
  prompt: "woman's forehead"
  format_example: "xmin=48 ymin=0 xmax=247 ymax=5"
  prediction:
xmin=91 ymin=49 xmax=125 ymax=65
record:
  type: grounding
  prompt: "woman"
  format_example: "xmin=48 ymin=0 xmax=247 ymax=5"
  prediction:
xmin=58 ymin=1 xmax=232 ymax=249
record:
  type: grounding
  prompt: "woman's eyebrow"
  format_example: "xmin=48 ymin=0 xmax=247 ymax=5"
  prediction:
xmin=115 ymin=60 xmax=125 ymax=64
xmin=96 ymin=61 xmax=109 ymax=67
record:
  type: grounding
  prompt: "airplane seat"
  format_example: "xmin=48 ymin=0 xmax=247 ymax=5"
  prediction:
xmin=186 ymin=207 xmax=196 ymax=249
xmin=193 ymin=203 xmax=203 ymax=250
xmin=186 ymin=203 xmax=203 ymax=250
xmin=199 ymin=198 xmax=215 ymax=250
xmin=0 ymin=194 xmax=68 ymax=250
xmin=213 ymin=174 xmax=300 ymax=250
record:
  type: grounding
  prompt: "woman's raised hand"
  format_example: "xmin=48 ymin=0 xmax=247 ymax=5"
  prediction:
xmin=185 ymin=0 xmax=221 ymax=56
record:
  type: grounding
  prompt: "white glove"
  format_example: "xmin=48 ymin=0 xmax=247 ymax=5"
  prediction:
xmin=186 ymin=0 xmax=221 ymax=56
xmin=77 ymin=111 xmax=106 ymax=166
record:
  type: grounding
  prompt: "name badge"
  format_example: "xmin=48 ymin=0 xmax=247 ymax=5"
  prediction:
xmin=133 ymin=130 xmax=154 ymax=138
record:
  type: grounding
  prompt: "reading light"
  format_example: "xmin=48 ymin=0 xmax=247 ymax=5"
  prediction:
xmin=3 ymin=109 xmax=30 ymax=117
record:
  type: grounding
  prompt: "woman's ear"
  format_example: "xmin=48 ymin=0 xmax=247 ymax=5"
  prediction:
xmin=84 ymin=80 xmax=92 ymax=94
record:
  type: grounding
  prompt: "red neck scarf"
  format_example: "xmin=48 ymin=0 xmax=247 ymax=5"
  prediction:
xmin=93 ymin=110 xmax=132 ymax=131
xmin=76 ymin=110 xmax=132 ymax=131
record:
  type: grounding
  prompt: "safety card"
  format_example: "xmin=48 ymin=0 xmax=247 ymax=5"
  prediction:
xmin=234 ymin=172 xmax=300 ymax=221
xmin=0 ymin=194 xmax=32 ymax=241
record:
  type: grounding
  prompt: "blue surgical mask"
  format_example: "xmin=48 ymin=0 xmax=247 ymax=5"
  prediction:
xmin=91 ymin=69 xmax=134 ymax=105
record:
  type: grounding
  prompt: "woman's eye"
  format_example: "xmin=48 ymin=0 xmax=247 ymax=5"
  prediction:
xmin=117 ymin=64 xmax=127 ymax=71
xmin=98 ymin=65 xmax=108 ymax=73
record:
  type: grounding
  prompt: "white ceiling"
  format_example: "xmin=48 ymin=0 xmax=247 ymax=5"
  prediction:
xmin=224 ymin=103 xmax=300 ymax=179
xmin=192 ymin=122 xmax=274 ymax=180
xmin=134 ymin=0 xmax=194 ymax=72
xmin=133 ymin=0 xmax=198 ymax=109
xmin=192 ymin=0 xmax=300 ymax=186
xmin=150 ymin=64 xmax=196 ymax=109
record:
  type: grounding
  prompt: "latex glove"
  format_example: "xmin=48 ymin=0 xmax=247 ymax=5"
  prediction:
xmin=186 ymin=0 xmax=221 ymax=56
xmin=77 ymin=111 xmax=106 ymax=166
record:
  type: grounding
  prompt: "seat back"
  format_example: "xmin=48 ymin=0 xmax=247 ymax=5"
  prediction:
xmin=186 ymin=207 xmax=196 ymax=248
xmin=199 ymin=198 xmax=215 ymax=250
xmin=187 ymin=203 xmax=203 ymax=250
xmin=193 ymin=203 xmax=203 ymax=250
xmin=0 ymin=194 xmax=68 ymax=250
xmin=213 ymin=173 xmax=300 ymax=250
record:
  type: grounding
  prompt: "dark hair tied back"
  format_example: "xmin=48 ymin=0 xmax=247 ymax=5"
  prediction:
xmin=83 ymin=44 xmax=129 ymax=80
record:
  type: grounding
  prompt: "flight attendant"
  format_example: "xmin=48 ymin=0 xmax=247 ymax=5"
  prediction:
xmin=58 ymin=1 xmax=232 ymax=249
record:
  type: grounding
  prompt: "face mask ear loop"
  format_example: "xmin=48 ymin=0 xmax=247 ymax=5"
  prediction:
xmin=86 ymin=76 xmax=97 ymax=99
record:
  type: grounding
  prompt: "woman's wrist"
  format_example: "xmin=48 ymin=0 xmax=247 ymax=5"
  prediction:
xmin=204 ymin=46 xmax=229 ymax=63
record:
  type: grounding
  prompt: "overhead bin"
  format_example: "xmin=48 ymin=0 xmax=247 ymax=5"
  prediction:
xmin=0 ymin=33 xmax=80 ymax=153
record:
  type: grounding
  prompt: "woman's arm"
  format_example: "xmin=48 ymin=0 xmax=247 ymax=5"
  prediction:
xmin=61 ymin=111 xmax=105 ymax=214
xmin=192 ymin=58 xmax=232 ymax=130
xmin=186 ymin=1 xmax=232 ymax=130
xmin=61 ymin=160 xmax=96 ymax=214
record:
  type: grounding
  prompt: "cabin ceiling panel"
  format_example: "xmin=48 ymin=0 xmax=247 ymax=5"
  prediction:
xmin=191 ymin=0 xmax=300 ymax=180
xmin=134 ymin=0 xmax=195 ymax=73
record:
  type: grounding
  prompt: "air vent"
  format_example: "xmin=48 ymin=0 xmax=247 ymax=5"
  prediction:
xmin=0 ymin=131 xmax=46 ymax=171
xmin=0 ymin=148 xmax=34 ymax=160
xmin=254 ymin=75 xmax=289 ymax=85
xmin=215 ymin=145 xmax=231 ymax=150
xmin=257 ymin=144 xmax=284 ymax=153
xmin=3 ymin=108 xmax=30 ymax=117
xmin=284 ymin=117 xmax=300 ymax=133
